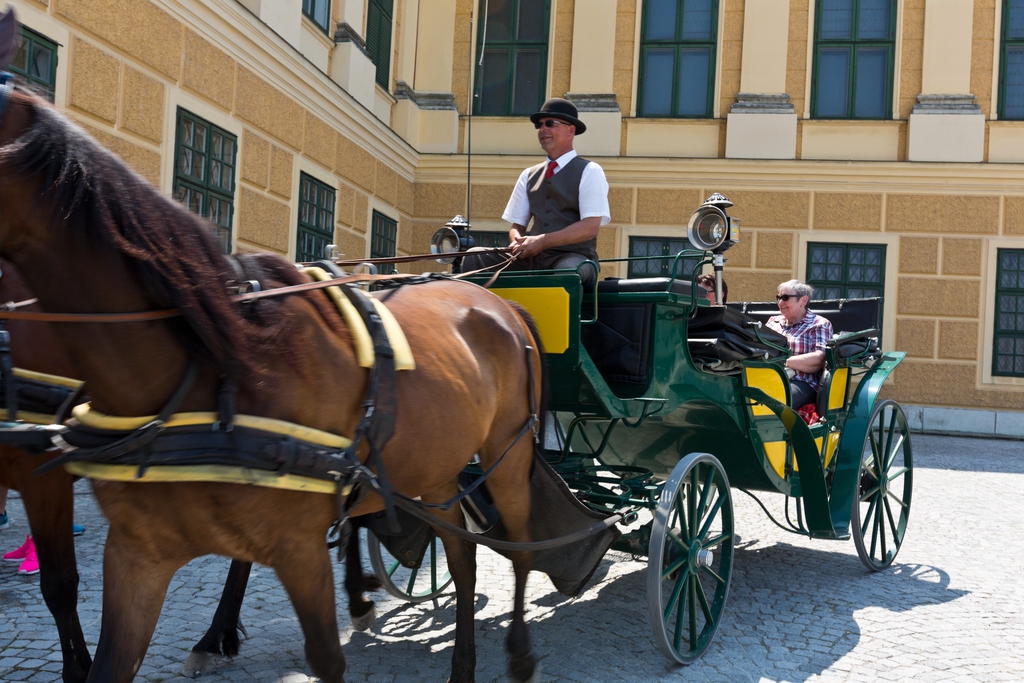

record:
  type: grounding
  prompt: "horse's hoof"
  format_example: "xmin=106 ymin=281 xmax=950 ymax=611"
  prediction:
xmin=514 ymin=662 xmax=540 ymax=683
xmin=181 ymin=651 xmax=220 ymax=677
xmin=350 ymin=603 xmax=377 ymax=631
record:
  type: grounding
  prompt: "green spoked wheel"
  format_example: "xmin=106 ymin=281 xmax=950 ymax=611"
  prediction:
xmin=851 ymin=399 xmax=913 ymax=571
xmin=367 ymin=530 xmax=454 ymax=603
xmin=647 ymin=452 xmax=734 ymax=664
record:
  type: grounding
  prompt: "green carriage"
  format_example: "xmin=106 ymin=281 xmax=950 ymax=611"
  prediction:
xmin=379 ymin=195 xmax=914 ymax=664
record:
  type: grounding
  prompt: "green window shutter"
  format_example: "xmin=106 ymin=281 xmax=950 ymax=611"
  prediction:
xmin=8 ymin=26 xmax=58 ymax=102
xmin=473 ymin=0 xmax=550 ymax=116
xmin=994 ymin=249 xmax=1024 ymax=377
xmin=296 ymin=173 xmax=337 ymax=262
xmin=172 ymin=108 xmax=237 ymax=254
xmin=811 ymin=0 xmax=896 ymax=119
xmin=806 ymin=242 xmax=886 ymax=300
xmin=367 ymin=0 xmax=393 ymax=89
xmin=637 ymin=0 xmax=719 ymax=118
xmin=627 ymin=236 xmax=701 ymax=279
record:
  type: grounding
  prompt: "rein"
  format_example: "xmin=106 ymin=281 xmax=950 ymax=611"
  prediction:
xmin=0 ymin=251 xmax=519 ymax=324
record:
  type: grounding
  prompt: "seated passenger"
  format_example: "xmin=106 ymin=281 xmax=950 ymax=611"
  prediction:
xmin=766 ymin=280 xmax=833 ymax=408
xmin=697 ymin=273 xmax=728 ymax=305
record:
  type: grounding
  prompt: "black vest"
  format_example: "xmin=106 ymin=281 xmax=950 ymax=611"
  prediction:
xmin=525 ymin=155 xmax=598 ymax=262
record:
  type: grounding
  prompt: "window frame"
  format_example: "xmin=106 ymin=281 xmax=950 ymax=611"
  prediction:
xmin=805 ymin=241 xmax=887 ymax=300
xmin=999 ymin=0 xmax=1024 ymax=119
xmin=8 ymin=26 xmax=58 ymax=102
xmin=471 ymin=231 xmax=511 ymax=249
xmin=172 ymin=108 xmax=238 ymax=254
xmin=296 ymin=173 xmax=337 ymax=263
xmin=627 ymin=236 xmax=702 ymax=279
xmin=370 ymin=210 xmax=398 ymax=260
xmin=637 ymin=0 xmax=720 ymax=119
xmin=810 ymin=0 xmax=897 ymax=120
xmin=302 ymin=0 xmax=332 ymax=34
xmin=472 ymin=0 xmax=551 ymax=117
xmin=993 ymin=248 xmax=1024 ymax=378
xmin=366 ymin=0 xmax=394 ymax=89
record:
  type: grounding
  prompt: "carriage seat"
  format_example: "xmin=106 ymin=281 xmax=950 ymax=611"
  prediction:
xmin=592 ymin=277 xmax=704 ymax=298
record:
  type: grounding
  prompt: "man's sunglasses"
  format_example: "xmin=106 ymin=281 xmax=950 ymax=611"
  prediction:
xmin=535 ymin=119 xmax=570 ymax=129
xmin=776 ymin=294 xmax=800 ymax=301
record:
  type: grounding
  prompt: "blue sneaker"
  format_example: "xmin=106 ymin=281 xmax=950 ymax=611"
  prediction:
xmin=72 ymin=523 xmax=84 ymax=536
xmin=0 ymin=510 xmax=8 ymax=531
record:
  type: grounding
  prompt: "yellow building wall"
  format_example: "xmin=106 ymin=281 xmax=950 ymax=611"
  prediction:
xmin=13 ymin=0 xmax=1024 ymax=414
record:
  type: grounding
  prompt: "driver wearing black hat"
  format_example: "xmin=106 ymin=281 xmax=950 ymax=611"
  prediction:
xmin=462 ymin=97 xmax=610 ymax=284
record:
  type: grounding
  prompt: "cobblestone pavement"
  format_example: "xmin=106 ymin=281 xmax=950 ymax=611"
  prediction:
xmin=2 ymin=433 xmax=1023 ymax=682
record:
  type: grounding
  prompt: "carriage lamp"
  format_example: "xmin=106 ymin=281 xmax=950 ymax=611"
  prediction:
xmin=431 ymin=215 xmax=474 ymax=266
xmin=688 ymin=193 xmax=740 ymax=306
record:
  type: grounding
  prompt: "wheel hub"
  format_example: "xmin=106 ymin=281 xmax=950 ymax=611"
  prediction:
xmin=687 ymin=541 xmax=713 ymax=569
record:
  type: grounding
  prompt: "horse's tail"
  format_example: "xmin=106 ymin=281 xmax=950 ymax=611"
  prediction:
xmin=505 ymin=301 xmax=549 ymax=459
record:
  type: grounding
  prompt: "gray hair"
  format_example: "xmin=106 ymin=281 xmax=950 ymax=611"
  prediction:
xmin=778 ymin=279 xmax=814 ymax=299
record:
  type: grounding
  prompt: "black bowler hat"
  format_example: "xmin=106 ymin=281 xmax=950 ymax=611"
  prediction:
xmin=530 ymin=97 xmax=586 ymax=135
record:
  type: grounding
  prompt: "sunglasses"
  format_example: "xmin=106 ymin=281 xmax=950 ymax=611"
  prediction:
xmin=534 ymin=119 xmax=571 ymax=129
xmin=776 ymin=294 xmax=800 ymax=302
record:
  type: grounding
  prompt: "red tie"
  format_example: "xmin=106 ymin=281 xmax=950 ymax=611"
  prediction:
xmin=544 ymin=160 xmax=558 ymax=180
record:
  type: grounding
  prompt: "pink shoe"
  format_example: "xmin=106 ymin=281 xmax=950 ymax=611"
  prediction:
xmin=3 ymin=534 xmax=32 ymax=562
xmin=18 ymin=537 xmax=39 ymax=575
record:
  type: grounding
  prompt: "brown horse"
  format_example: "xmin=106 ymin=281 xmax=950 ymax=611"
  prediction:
xmin=0 ymin=28 xmax=542 ymax=683
xmin=0 ymin=258 xmax=390 ymax=682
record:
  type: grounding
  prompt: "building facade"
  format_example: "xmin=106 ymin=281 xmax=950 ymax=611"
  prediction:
xmin=7 ymin=0 xmax=1024 ymax=429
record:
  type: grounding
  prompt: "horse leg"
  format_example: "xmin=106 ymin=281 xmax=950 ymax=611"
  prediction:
xmin=479 ymin=447 xmax=537 ymax=683
xmin=182 ymin=559 xmax=252 ymax=676
xmin=86 ymin=527 xmax=182 ymax=683
xmin=20 ymin=464 xmax=92 ymax=683
xmin=344 ymin=519 xmax=380 ymax=631
xmin=423 ymin=484 xmax=478 ymax=683
xmin=272 ymin=542 xmax=347 ymax=683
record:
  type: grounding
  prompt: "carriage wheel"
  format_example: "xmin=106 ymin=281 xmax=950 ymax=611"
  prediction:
xmin=647 ymin=452 xmax=734 ymax=664
xmin=851 ymin=400 xmax=913 ymax=571
xmin=367 ymin=530 xmax=454 ymax=603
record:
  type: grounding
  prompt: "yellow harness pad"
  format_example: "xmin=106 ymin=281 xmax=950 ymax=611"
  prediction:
xmin=65 ymin=404 xmax=354 ymax=492
xmin=64 ymin=461 xmax=340 ymax=494
xmin=71 ymin=404 xmax=353 ymax=449
xmin=302 ymin=267 xmax=415 ymax=370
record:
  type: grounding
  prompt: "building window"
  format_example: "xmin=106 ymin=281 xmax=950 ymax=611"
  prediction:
xmin=628 ymin=236 xmax=701 ymax=279
xmin=1000 ymin=0 xmax=1024 ymax=118
xmin=472 ymin=231 xmax=511 ymax=248
xmin=9 ymin=26 xmax=58 ymax=102
xmin=371 ymin=210 xmax=398 ymax=259
xmin=302 ymin=0 xmax=331 ymax=33
xmin=296 ymin=174 xmax=336 ymax=262
xmin=173 ymin=109 xmax=237 ymax=254
xmin=811 ymin=0 xmax=896 ymax=119
xmin=366 ymin=0 xmax=394 ymax=89
xmin=474 ymin=0 xmax=550 ymax=116
xmin=994 ymin=249 xmax=1024 ymax=377
xmin=638 ymin=0 xmax=718 ymax=118
xmin=806 ymin=242 xmax=885 ymax=299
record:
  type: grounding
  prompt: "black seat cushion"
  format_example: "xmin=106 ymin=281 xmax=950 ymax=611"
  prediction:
xmin=595 ymin=277 xmax=704 ymax=298
xmin=726 ymin=298 xmax=882 ymax=335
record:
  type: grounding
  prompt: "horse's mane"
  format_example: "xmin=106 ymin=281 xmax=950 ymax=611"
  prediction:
xmin=0 ymin=93 xmax=345 ymax=387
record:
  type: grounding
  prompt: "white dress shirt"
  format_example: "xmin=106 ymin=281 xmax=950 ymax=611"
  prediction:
xmin=501 ymin=149 xmax=611 ymax=228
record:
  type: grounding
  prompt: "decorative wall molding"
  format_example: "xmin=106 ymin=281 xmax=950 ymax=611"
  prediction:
xmin=566 ymin=93 xmax=620 ymax=113
xmin=729 ymin=92 xmax=795 ymax=114
xmin=911 ymin=94 xmax=982 ymax=115
xmin=393 ymin=81 xmax=458 ymax=111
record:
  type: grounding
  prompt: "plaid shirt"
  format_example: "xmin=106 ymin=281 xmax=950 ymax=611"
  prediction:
xmin=766 ymin=310 xmax=834 ymax=389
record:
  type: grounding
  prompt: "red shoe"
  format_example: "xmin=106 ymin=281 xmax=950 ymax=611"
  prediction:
xmin=3 ymin=534 xmax=32 ymax=562
xmin=18 ymin=537 xmax=39 ymax=575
